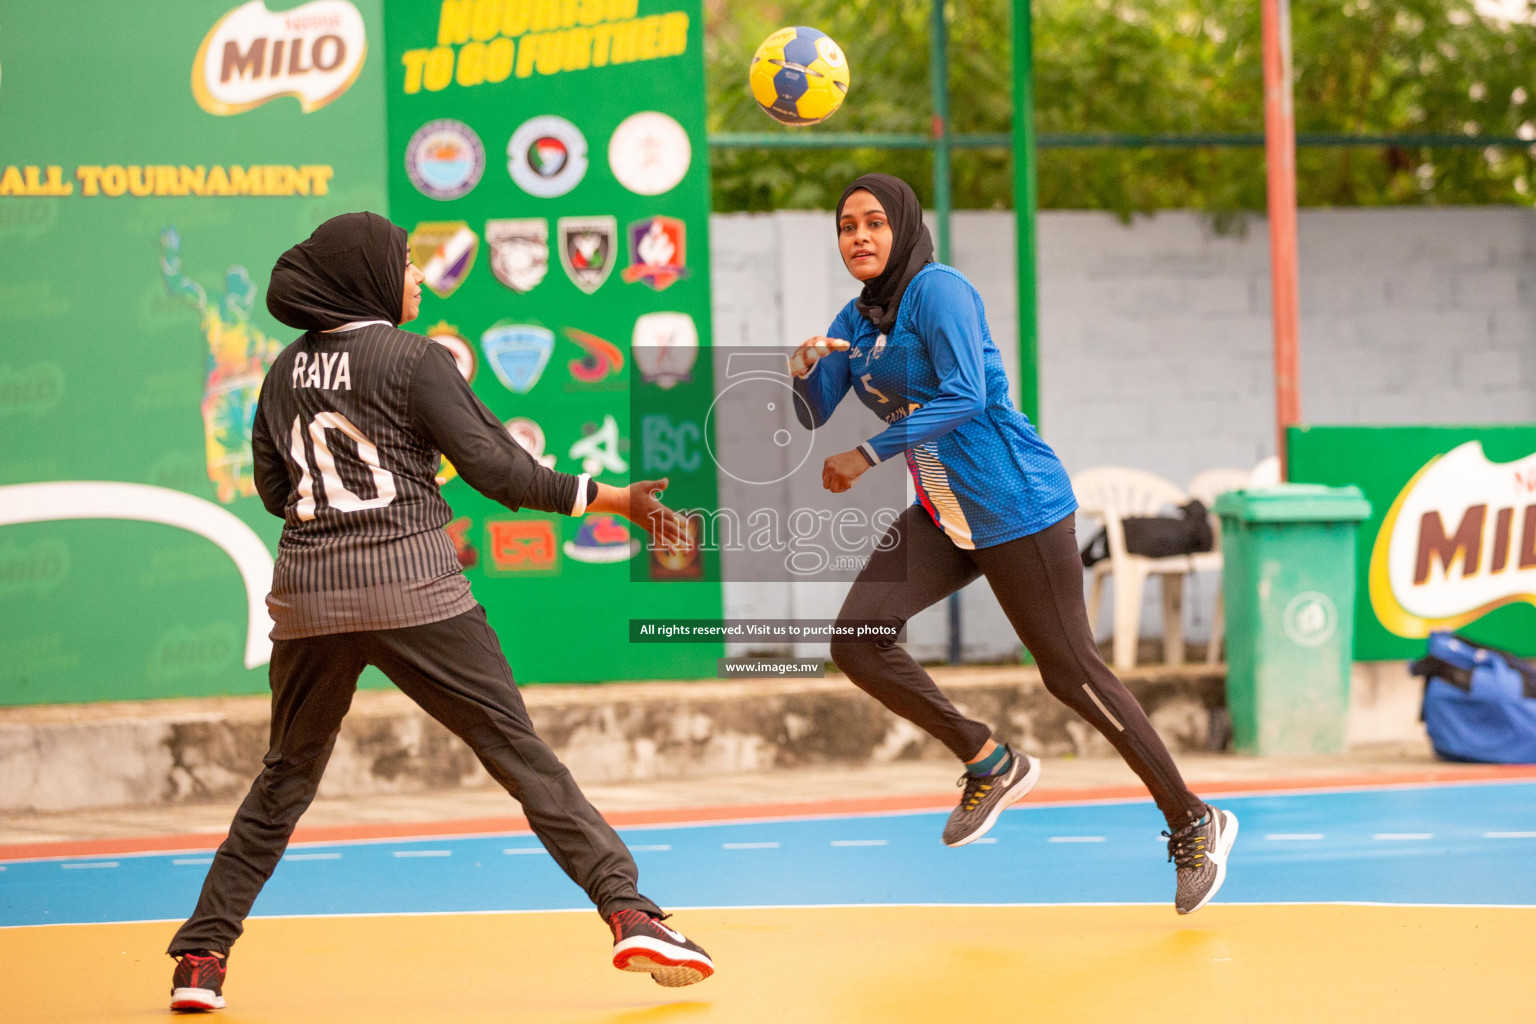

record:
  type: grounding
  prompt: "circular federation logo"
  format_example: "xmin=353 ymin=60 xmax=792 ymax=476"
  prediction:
xmin=608 ymin=111 xmax=691 ymax=197
xmin=508 ymin=115 xmax=588 ymax=198
xmin=405 ymin=119 xmax=485 ymax=201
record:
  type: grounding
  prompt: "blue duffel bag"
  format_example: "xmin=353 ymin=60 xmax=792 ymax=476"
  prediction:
xmin=1411 ymin=632 xmax=1536 ymax=764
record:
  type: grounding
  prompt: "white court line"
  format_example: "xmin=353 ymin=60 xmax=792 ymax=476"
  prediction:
xmin=830 ymin=840 xmax=887 ymax=847
xmin=722 ymin=842 xmax=779 ymax=850
xmin=503 ymin=848 xmax=545 ymax=856
xmin=1485 ymin=831 xmax=1536 ymax=839
xmin=172 ymin=858 xmax=214 ymax=866
xmin=284 ymin=853 xmax=341 ymax=861
xmin=62 ymin=861 xmax=118 ymax=869
xmin=1373 ymin=833 xmax=1435 ymax=841
xmin=1265 ymin=834 xmax=1325 ymax=841
xmin=1048 ymin=836 xmax=1105 ymax=843
xmin=630 ymin=845 xmax=672 ymax=852
xmin=393 ymin=850 xmax=451 ymax=858
xmin=13 ymin=899 xmax=1536 ymax=932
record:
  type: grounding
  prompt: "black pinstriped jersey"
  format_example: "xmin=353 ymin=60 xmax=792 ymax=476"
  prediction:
xmin=251 ymin=322 xmax=582 ymax=639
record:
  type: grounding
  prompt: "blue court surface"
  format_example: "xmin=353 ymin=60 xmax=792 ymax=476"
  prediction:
xmin=4 ymin=778 xmax=1534 ymax=928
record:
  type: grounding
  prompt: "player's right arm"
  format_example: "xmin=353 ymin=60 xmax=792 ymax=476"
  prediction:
xmin=789 ymin=306 xmax=855 ymax=429
xmin=250 ymin=377 xmax=291 ymax=519
xmin=407 ymin=344 xmax=690 ymax=548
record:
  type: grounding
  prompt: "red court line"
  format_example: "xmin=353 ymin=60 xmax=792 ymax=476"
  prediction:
xmin=6 ymin=763 xmax=1535 ymax=863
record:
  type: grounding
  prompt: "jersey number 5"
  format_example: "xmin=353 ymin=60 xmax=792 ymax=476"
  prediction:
xmin=288 ymin=413 xmax=397 ymax=520
xmin=859 ymin=373 xmax=889 ymax=404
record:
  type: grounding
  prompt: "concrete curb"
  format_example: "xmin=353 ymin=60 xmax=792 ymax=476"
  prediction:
xmin=0 ymin=665 xmax=1227 ymax=814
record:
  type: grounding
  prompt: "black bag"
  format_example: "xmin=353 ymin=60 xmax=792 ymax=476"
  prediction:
xmin=1080 ymin=500 xmax=1214 ymax=567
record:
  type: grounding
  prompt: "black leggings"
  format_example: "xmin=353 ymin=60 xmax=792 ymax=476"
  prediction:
xmin=831 ymin=507 xmax=1207 ymax=829
xmin=168 ymin=606 xmax=660 ymax=956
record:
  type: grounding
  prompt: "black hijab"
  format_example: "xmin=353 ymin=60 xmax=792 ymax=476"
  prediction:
xmin=836 ymin=173 xmax=935 ymax=334
xmin=266 ymin=211 xmax=408 ymax=331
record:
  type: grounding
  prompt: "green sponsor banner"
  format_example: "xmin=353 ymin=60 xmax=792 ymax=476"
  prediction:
xmin=1289 ymin=425 xmax=1536 ymax=661
xmin=382 ymin=0 xmax=721 ymax=682
xmin=0 ymin=0 xmax=389 ymax=706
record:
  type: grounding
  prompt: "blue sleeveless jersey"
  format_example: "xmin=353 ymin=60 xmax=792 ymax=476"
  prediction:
xmin=793 ymin=264 xmax=1076 ymax=549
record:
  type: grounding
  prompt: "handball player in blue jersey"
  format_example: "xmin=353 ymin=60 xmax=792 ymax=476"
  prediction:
xmin=790 ymin=173 xmax=1237 ymax=914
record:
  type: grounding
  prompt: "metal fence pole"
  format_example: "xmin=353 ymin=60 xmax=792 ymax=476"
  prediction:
xmin=1011 ymin=0 xmax=1040 ymax=429
xmin=930 ymin=0 xmax=963 ymax=665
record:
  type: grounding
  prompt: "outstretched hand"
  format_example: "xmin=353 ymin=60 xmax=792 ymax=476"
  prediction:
xmin=789 ymin=336 xmax=851 ymax=378
xmin=593 ymin=478 xmax=694 ymax=552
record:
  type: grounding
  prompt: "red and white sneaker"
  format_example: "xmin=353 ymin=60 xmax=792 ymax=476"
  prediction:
xmin=609 ymin=909 xmax=714 ymax=987
xmin=170 ymin=951 xmax=226 ymax=1012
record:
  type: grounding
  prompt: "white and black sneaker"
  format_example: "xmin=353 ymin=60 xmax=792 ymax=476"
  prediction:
xmin=610 ymin=909 xmax=714 ymax=987
xmin=1166 ymin=805 xmax=1239 ymax=914
xmin=941 ymin=746 xmax=1041 ymax=847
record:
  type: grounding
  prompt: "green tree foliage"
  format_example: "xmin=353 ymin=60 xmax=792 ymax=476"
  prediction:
xmin=706 ymin=0 xmax=1536 ymax=213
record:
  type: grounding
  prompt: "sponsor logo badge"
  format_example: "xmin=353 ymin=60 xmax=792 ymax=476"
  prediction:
xmin=608 ymin=111 xmax=691 ymax=196
xmin=569 ymin=413 xmax=628 ymax=477
xmin=193 ymin=0 xmax=368 ymax=116
xmin=406 ymin=119 xmax=484 ymax=200
xmin=564 ymin=514 xmax=641 ymax=563
xmin=557 ymin=216 xmax=617 ymax=294
xmin=486 ymin=519 xmax=559 ymax=574
xmin=508 ymin=115 xmax=588 ymax=198
xmin=505 ymin=417 xmax=557 ymax=468
xmin=632 ymin=312 xmax=698 ymax=390
xmin=1370 ymin=440 xmax=1536 ymax=637
xmin=427 ymin=321 xmax=476 ymax=382
xmin=480 ymin=321 xmax=554 ymax=394
xmin=622 ymin=216 xmax=688 ymax=291
xmin=650 ymin=526 xmax=703 ymax=580
xmin=485 ymin=218 xmax=548 ymax=293
xmin=564 ymin=328 xmax=624 ymax=386
xmin=408 ymin=222 xmax=478 ymax=298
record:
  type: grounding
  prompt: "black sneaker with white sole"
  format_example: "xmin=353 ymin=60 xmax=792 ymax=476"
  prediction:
xmin=170 ymin=951 xmax=226 ymax=1012
xmin=941 ymin=747 xmax=1041 ymax=847
xmin=1165 ymin=805 xmax=1239 ymax=914
xmin=610 ymin=909 xmax=714 ymax=987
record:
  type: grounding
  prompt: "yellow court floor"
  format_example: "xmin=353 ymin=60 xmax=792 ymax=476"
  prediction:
xmin=4 ymin=904 xmax=1533 ymax=1023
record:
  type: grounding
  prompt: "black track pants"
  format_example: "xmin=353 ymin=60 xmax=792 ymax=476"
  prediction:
xmin=831 ymin=507 xmax=1207 ymax=829
xmin=168 ymin=606 xmax=660 ymax=956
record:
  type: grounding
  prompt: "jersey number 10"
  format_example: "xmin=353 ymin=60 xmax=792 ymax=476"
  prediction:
xmin=288 ymin=413 xmax=398 ymax=520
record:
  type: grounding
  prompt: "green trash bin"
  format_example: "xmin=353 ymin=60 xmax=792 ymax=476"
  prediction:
xmin=1214 ymin=484 xmax=1373 ymax=755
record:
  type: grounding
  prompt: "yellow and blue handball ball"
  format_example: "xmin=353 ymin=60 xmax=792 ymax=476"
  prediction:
xmin=749 ymin=26 xmax=850 ymax=126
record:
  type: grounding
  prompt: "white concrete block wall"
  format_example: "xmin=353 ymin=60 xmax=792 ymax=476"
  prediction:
xmin=711 ymin=206 xmax=1536 ymax=663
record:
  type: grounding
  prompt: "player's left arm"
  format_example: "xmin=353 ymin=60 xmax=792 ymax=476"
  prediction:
xmin=823 ymin=274 xmax=987 ymax=492
xmin=408 ymin=344 xmax=689 ymax=548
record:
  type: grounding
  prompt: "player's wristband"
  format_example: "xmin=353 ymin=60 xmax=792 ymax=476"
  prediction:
xmin=570 ymin=473 xmax=592 ymax=516
xmin=857 ymin=443 xmax=880 ymax=467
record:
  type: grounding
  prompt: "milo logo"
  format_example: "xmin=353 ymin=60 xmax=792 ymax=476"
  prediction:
xmin=148 ymin=622 xmax=240 ymax=680
xmin=0 ymin=363 xmax=64 ymax=417
xmin=0 ymin=538 xmax=70 ymax=598
xmin=1370 ymin=440 xmax=1536 ymax=637
xmin=193 ymin=0 xmax=367 ymax=116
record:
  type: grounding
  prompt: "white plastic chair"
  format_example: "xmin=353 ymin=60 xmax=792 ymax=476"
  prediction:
xmin=1249 ymin=455 xmax=1281 ymax=487
xmin=1185 ymin=468 xmax=1252 ymax=664
xmin=1073 ymin=467 xmax=1194 ymax=670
